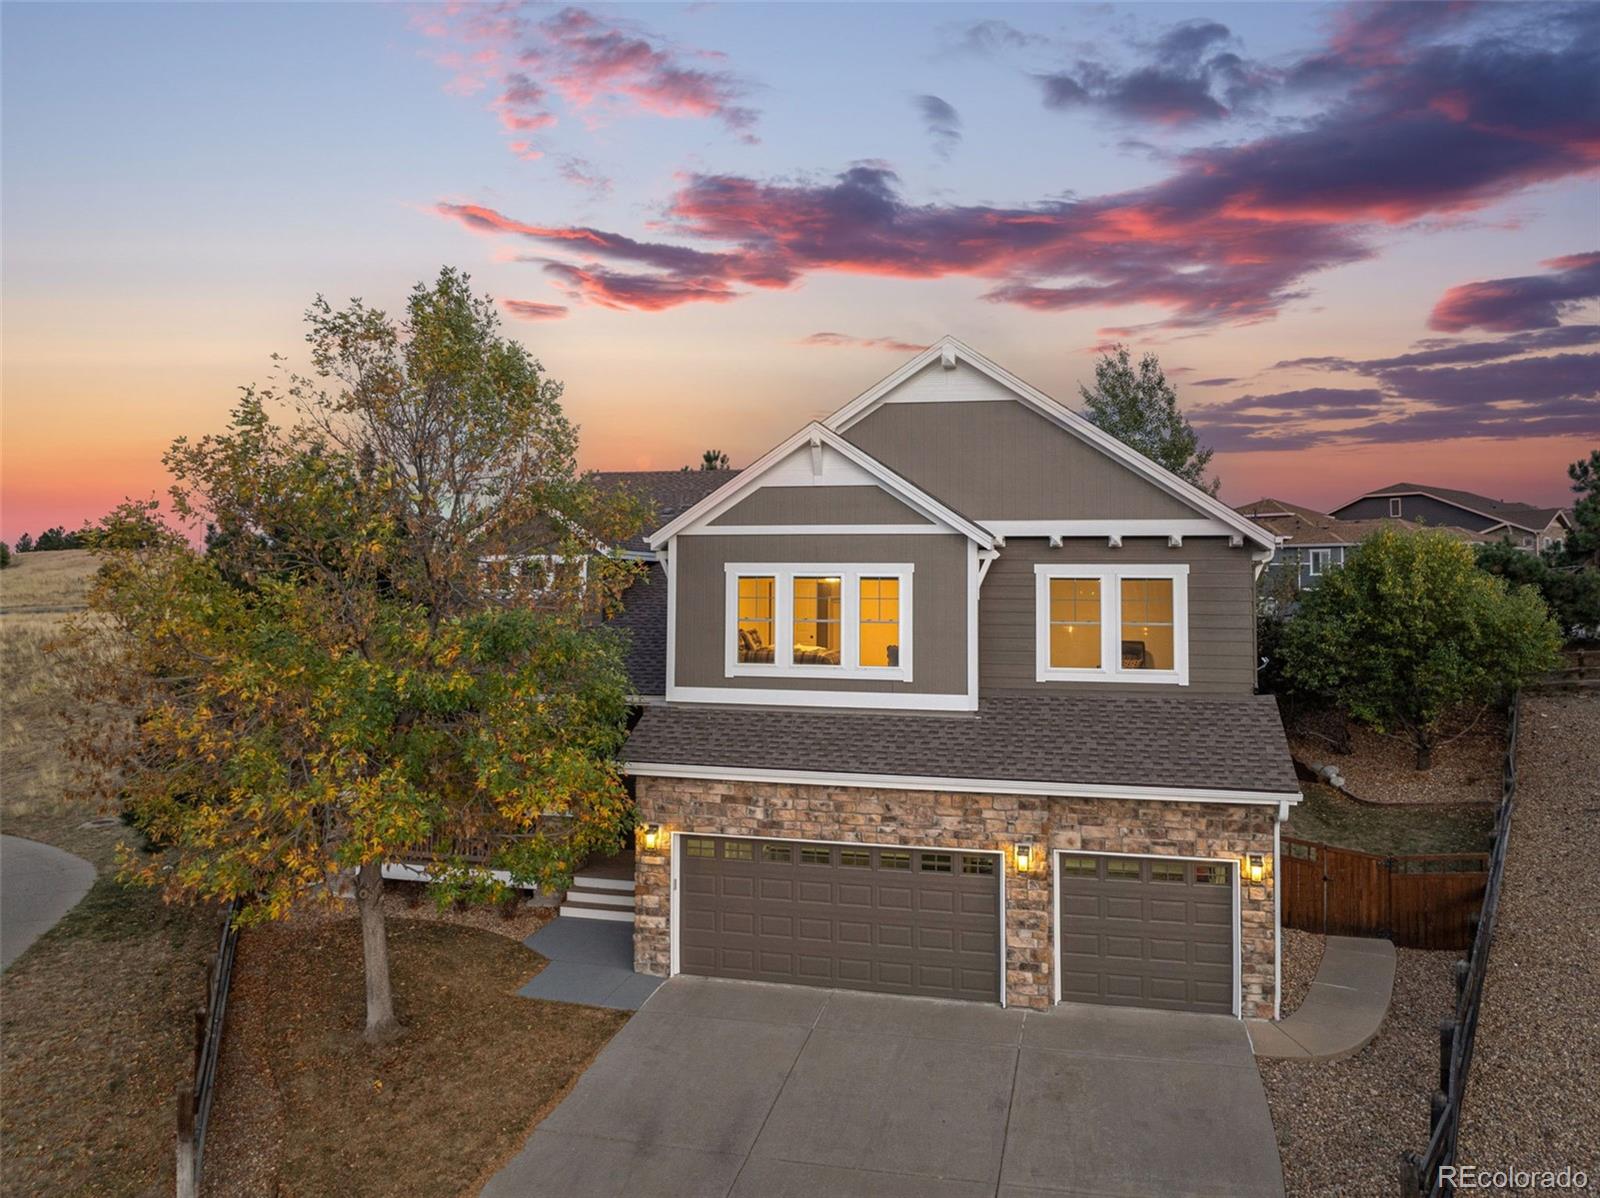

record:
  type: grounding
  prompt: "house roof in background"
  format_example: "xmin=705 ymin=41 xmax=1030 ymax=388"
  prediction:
xmin=1236 ymin=497 xmax=1492 ymax=546
xmin=624 ymin=692 xmax=1299 ymax=797
xmin=591 ymin=470 xmax=741 ymax=553
xmin=1342 ymin=483 xmax=1567 ymax=532
xmin=604 ymin=560 xmax=667 ymax=697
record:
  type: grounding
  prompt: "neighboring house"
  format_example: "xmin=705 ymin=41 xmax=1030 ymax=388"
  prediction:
xmin=1330 ymin=483 xmax=1572 ymax=553
xmin=610 ymin=337 xmax=1299 ymax=1020
xmin=1237 ymin=497 xmax=1489 ymax=593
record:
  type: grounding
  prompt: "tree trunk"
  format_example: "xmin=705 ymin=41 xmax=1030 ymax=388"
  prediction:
xmin=1414 ymin=739 xmax=1433 ymax=771
xmin=355 ymin=860 xmax=403 ymax=1044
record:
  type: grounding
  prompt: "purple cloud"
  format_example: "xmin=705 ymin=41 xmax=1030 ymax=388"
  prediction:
xmin=914 ymin=94 xmax=962 ymax=158
xmin=1430 ymin=251 xmax=1600 ymax=332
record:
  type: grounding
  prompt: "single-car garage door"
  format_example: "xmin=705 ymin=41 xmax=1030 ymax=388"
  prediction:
xmin=679 ymin=836 xmax=1001 ymax=1003
xmin=1057 ymin=853 xmax=1236 ymax=1015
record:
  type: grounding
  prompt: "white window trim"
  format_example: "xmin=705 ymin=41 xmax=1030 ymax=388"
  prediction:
xmin=1308 ymin=548 xmax=1331 ymax=577
xmin=480 ymin=552 xmax=589 ymax=598
xmin=1033 ymin=564 xmax=1189 ymax=685
xmin=1389 ymin=497 xmax=1403 ymax=517
xmin=724 ymin=563 xmax=914 ymax=682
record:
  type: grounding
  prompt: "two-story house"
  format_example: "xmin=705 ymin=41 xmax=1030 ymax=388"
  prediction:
xmin=616 ymin=338 xmax=1298 ymax=1020
xmin=1331 ymin=483 xmax=1572 ymax=553
xmin=1238 ymin=497 xmax=1489 ymax=594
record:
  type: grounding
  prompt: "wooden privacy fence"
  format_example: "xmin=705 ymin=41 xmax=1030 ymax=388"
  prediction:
xmin=1281 ymin=839 xmax=1489 ymax=950
xmin=176 ymin=898 xmax=241 ymax=1198
xmin=1399 ymin=693 xmax=1522 ymax=1196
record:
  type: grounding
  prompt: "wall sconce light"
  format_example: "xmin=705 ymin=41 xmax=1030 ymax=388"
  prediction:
xmin=1014 ymin=843 xmax=1034 ymax=873
xmin=1246 ymin=853 xmax=1269 ymax=885
xmin=641 ymin=824 xmax=662 ymax=852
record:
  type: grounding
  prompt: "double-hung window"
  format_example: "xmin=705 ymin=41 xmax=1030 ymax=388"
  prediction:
xmin=1308 ymin=548 xmax=1332 ymax=576
xmin=725 ymin=564 xmax=912 ymax=680
xmin=1034 ymin=564 xmax=1189 ymax=684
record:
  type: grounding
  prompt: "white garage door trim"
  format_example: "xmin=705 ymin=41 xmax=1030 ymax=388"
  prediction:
xmin=1051 ymin=848 xmax=1242 ymax=1018
xmin=669 ymin=831 xmax=1008 ymax=1007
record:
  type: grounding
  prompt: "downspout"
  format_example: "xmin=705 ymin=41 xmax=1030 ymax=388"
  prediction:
xmin=1274 ymin=798 xmax=1287 ymax=1021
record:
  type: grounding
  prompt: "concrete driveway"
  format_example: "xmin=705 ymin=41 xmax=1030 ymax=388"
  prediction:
xmin=486 ymin=976 xmax=1283 ymax=1198
xmin=1 ymin=836 xmax=95 ymax=971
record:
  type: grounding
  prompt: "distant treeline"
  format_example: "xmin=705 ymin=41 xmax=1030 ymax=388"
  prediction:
xmin=10 ymin=526 xmax=91 ymax=553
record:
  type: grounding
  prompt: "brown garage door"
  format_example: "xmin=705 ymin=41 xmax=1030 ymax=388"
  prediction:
xmin=1058 ymin=853 xmax=1235 ymax=1015
xmin=679 ymin=836 xmax=1001 ymax=1003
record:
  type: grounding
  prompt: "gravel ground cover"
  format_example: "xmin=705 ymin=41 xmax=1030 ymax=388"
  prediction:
xmin=1277 ymin=929 xmax=1325 ymax=1019
xmin=1457 ymin=693 xmax=1600 ymax=1181
xmin=1288 ymin=708 xmax=1503 ymax=806
xmin=1259 ymin=946 xmax=1456 ymax=1196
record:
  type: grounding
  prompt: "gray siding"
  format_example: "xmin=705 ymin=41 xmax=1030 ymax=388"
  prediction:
xmin=674 ymin=532 xmax=968 ymax=696
xmin=1333 ymin=495 xmax=1496 ymax=532
xmin=844 ymin=401 xmax=1198 ymax=521
xmin=710 ymin=485 xmax=929 ymax=526
xmin=980 ymin=537 xmax=1257 ymax=696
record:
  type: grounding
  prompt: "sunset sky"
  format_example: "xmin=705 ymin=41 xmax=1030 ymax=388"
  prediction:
xmin=3 ymin=1 xmax=1597 ymax=543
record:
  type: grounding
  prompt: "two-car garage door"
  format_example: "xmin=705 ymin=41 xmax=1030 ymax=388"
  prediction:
xmin=679 ymin=836 xmax=1001 ymax=1003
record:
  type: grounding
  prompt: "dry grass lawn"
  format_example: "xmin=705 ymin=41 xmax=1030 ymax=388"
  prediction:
xmin=200 ymin=918 xmax=627 ymax=1197
xmin=1286 ymin=783 xmax=1494 ymax=856
xmin=1 ymin=549 xmax=219 ymax=1197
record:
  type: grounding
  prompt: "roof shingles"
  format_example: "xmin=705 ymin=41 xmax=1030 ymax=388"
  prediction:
xmin=623 ymin=693 xmax=1298 ymax=796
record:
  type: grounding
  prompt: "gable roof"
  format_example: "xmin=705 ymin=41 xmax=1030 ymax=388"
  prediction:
xmin=1236 ymin=497 xmax=1492 ymax=546
xmin=1340 ymin=482 xmax=1568 ymax=533
xmin=645 ymin=421 xmax=996 ymax=551
xmin=825 ymin=336 xmax=1276 ymax=552
xmin=591 ymin=470 xmax=741 ymax=553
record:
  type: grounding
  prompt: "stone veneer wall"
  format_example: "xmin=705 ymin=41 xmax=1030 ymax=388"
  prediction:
xmin=632 ymin=776 xmax=1279 ymax=1017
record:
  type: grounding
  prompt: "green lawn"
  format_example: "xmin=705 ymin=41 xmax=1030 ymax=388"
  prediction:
xmin=1285 ymin=784 xmax=1495 ymax=856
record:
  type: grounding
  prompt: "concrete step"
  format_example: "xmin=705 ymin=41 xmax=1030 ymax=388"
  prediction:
xmin=563 ymin=888 xmax=634 ymax=908
xmin=559 ymin=901 xmax=636 ymax=923
xmin=572 ymin=873 xmax=635 ymax=892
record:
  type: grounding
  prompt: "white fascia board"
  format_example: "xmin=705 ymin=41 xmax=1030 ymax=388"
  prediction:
xmin=983 ymin=519 xmax=1238 ymax=540
xmin=662 ymin=685 xmax=975 ymax=711
xmin=824 ymin=336 xmax=1277 ymax=554
xmin=624 ymin=761 xmax=1301 ymax=806
xmin=646 ymin=421 xmax=994 ymax=551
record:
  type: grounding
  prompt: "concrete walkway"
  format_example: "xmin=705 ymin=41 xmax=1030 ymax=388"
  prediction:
xmin=516 ymin=918 xmax=663 ymax=1011
xmin=1247 ymin=936 xmax=1396 ymax=1061
xmin=1 ymin=835 xmax=96 ymax=970
xmin=487 ymin=976 xmax=1284 ymax=1198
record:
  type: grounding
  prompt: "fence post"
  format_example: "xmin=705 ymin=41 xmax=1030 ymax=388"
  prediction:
xmin=176 ymin=1082 xmax=196 ymax=1198
xmin=1438 ymin=1020 xmax=1456 ymax=1094
xmin=1397 ymin=1151 xmax=1423 ymax=1198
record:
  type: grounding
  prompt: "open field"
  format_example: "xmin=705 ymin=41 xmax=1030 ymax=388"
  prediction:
xmin=0 ymin=549 xmax=119 ymax=861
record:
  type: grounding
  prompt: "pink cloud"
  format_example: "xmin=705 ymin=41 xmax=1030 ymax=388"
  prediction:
xmin=800 ymin=332 xmax=926 ymax=352
xmin=502 ymin=299 xmax=569 ymax=320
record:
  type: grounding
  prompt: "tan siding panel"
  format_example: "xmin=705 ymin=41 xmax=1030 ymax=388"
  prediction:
xmin=844 ymin=398 xmax=1198 ymax=521
xmin=709 ymin=485 xmax=930 ymax=526
xmin=675 ymin=533 xmax=967 ymax=696
xmin=979 ymin=537 xmax=1256 ymax=695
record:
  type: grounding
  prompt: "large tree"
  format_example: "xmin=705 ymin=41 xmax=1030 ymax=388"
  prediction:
xmin=1080 ymin=345 xmax=1218 ymax=494
xmin=1560 ymin=447 xmax=1600 ymax=566
xmin=1280 ymin=528 xmax=1560 ymax=769
xmin=63 ymin=270 xmax=646 ymax=1043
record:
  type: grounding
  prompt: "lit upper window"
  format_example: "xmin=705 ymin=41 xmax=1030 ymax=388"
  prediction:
xmin=1035 ymin=565 xmax=1188 ymax=684
xmin=725 ymin=564 xmax=912 ymax=680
